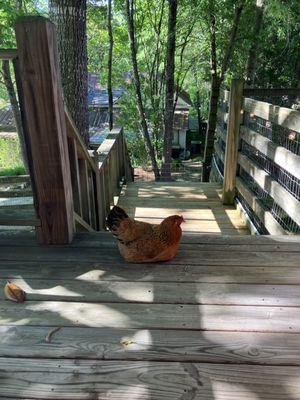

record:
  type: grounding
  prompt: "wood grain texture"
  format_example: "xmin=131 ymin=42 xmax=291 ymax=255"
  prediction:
xmin=222 ymin=79 xmax=244 ymax=205
xmin=243 ymin=96 xmax=300 ymax=134
xmin=0 ymin=245 xmax=299 ymax=265
xmin=15 ymin=16 xmax=74 ymax=243
xmin=240 ymin=125 xmax=300 ymax=180
xmin=1 ymin=231 xmax=300 ymax=246
xmin=3 ymin=260 xmax=300 ymax=284
xmin=4 ymin=278 xmax=300 ymax=307
xmin=0 ymin=358 xmax=300 ymax=399
xmin=1 ymin=300 xmax=300 ymax=332
xmin=2 ymin=325 xmax=300 ymax=365
xmin=0 ymin=206 xmax=40 ymax=226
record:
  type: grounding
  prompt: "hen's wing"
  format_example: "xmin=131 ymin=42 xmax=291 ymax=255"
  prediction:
xmin=106 ymin=206 xmax=154 ymax=243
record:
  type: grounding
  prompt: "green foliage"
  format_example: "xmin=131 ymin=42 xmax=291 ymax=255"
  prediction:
xmin=1 ymin=0 xmax=300 ymax=170
xmin=125 ymin=132 xmax=149 ymax=168
xmin=0 ymin=165 xmax=26 ymax=176
xmin=0 ymin=135 xmax=24 ymax=175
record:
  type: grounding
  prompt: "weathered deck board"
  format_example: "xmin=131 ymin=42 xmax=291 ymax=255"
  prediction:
xmin=0 ymin=245 xmax=299 ymax=266
xmin=0 ymin=182 xmax=300 ymax=399
xmin=0 ymin=205 xmax=39 ymax=226
xmin=3 ymin=278 xmax=300 ymax=307
xmin=2 ymin=325 xmax=300 ymax=365
xmin=1 ymin=300 xmax=300 ymax=332
xmin=0 ymin=358 xmax=300 ymax=399
xmin=3 ymin=260 xmax=300 ymax=284
xmin=1 ymin=231 xmax=300 ymax=246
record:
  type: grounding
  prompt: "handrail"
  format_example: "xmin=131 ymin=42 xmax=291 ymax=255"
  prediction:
xmin=10 ymin=16 xmax=133 ymax=243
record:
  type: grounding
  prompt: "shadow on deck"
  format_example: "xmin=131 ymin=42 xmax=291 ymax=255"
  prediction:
xmin=118 ymin=181 xmax=250 ymax=235
xmin=1 ymin=182 xmax=300 ymax=398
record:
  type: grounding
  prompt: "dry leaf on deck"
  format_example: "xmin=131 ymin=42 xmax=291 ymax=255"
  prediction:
xmin=121 ymin=339 xmax=134 ymax=347
xmin=4 ymin=281 xmax=26 ymax=303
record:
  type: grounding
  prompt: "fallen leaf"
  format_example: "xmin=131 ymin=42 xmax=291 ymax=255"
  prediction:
xmin=45 ymin=327 xmax=61 ymax=343
xmin=121 ymin=339 xmax=134 ymax=347
xmin=4 ymin=281 xmax=25 ymax=303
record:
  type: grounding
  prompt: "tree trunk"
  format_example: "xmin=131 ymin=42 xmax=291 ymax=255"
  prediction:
xmin=195 ymin=90 xmax=202 ymax=136
xmin=125 ymin=0 xmax=160 ymax=180
xmin=245 ymin=0 xmax=265 ymax=87
xmin=49 ymin=0 xmax=89 ymax=145
xmin=161 ymin=0 xmax=178 ymax=181
xmin=2 ymin=60 xmax=28 ymax=172
xmin=107 ymin=0 xmax=113 ymax=130
xmin=202 ymin=4 xmax=243 ymax=182
xmin=202 ymin=76 xmax=221 ymax=181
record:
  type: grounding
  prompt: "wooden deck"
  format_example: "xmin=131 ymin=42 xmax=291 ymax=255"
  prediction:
xmin=1 ymin=182 xmax=300 ymax=398
xmin=118 ymin=181 xmax=250 ymax=235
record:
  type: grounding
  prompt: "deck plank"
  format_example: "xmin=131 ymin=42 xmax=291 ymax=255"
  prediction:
xmin=0 ymin=245 xmax=299 ymax=266
xmin=0 ymin=358 xmax=300 ymax=399
xmin=2 ymin=260 xmax=300 ymax=284
xmin=1 ymin=181 xmax=300 ymax=398
xmin=2 ymin=325 xmax=300 ymax=365
xmin=1 ymin=300 xmax=300 ymax=332
xmin=3 ymin=278 xmax=300 ymax=307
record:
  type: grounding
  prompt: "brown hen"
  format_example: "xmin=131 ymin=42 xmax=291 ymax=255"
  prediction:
xmin=106 ymin=206 xmax=183 ymax=263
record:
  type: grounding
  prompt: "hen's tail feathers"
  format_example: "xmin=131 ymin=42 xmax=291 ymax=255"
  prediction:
xmin=106 ymin=206 xmax=129 ymax=233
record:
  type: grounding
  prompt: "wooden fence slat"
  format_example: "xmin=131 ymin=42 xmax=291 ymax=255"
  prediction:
xmin=240 ymin=126 xmax=300 ymax=180
xmin=238 ymin=153 xmax=300 ymax=226
xmin=222 ymin=79 xmax=244 ymax=205
xmin=236 ymin=177 xmax=287 ymax=235
xmin=78 ymin=158 xmax=91 ymax=225
xmin=67 ymin=137 xmax=82 ymax=217
xmin=243 ymin=97 xmax=300 ymax=134
xmin=15 ymin=16 xmax=74 ymax=244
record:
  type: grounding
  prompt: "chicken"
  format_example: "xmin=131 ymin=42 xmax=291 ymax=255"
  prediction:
xmin=106 ymin=206 xmax=184 ymax=263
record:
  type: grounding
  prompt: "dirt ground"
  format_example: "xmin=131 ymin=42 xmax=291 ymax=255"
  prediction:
xmin=134 ymin=159 xmax=203 ymax=182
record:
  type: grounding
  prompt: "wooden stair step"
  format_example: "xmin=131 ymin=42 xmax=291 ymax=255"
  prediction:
xmin=0 ymin=206 xmax=40 ymax=226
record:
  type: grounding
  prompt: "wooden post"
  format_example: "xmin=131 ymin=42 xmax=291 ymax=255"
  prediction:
xmin=15 ymin=16 xmax=74 ymax=243
xmin=222 ymin=79 xmax=244 ymax=205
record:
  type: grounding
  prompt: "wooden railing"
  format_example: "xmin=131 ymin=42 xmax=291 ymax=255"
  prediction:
xmin=0 ymin=16 xmax=133 ymax=244
xmin=212 ymin=79 xmax=300 ymax=235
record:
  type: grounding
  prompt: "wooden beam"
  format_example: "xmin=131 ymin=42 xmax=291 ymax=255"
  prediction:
xmin=74 ymin=212 xmax=95 ymax=232
xmin=67 ymin=137 xmax=83 ymax=217
xmin=240 ymin=126 xmax=300 ymax=180
xmin=243 ymin=97 xmax=300 ymax=133
xmin=244 ymin=88 xmax=300 ymax=97
xmin=15 ymin=16 xmax=74 ymax=244
xmin=222 ymin=79 xmax=244 ymax=205
xmin=78 ymin=158 xmax=91 ymax=226
xmin=0 ymin=175 xmax=30 ymax=184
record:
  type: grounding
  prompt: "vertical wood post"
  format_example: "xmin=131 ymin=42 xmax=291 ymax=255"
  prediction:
xmin=15 ymin=16 xmax=74 ymax=243
xmin=222 ymin=79 xmax=244 ymax=205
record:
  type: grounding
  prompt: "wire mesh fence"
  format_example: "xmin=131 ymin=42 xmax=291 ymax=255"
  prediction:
xmin=240 ymin=140 xmax=300 ymax=201
xmin=239 ymin=167 xmax=300 ymax=234
xmin=243 ymin=110 xmax=300 ymax=156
